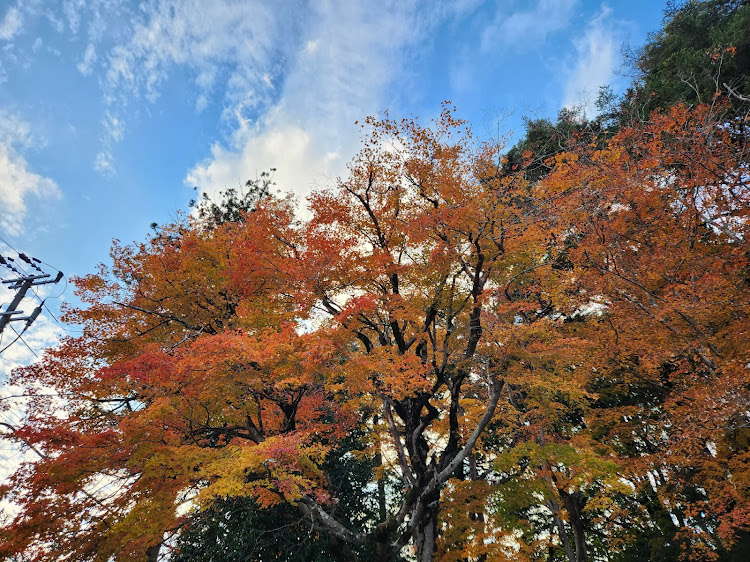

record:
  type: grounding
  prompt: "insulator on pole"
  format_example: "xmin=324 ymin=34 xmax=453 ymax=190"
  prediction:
xmin=25 ymin=303 xmax=44 ymax=328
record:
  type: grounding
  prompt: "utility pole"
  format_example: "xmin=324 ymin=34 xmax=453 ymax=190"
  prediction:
xmin=0 ymin=253 xmax=63 ymax=343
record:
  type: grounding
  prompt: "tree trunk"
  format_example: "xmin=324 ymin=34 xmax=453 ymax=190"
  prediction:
xmin=145 ymin=544 xmax=160 ymax=562
xmin=560 ymin=490 xmax=588 ymax=562
xmin=415 ymin=489 xmax=440 ymax=562
xmin=376 ymin=540 xmax=391 ymax=562
xmin=548 ymin=498 xmax=576 ymax=562
xmin=330 ymin=537 xmax=361 ymax=562
xmin=372 ymin=520 xmax=394 ymax=562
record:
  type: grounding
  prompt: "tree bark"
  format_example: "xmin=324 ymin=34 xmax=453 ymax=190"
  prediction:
xmin=415 ymin=488 xmax=440 ymax=562
xmin=297 ymin=378 xmax=505 ymax=562
xmin=548 ymin=498 xmax=576 ymax=562
xmin=330 ymin=537 xmax=361 ymax=562
xmin=560 ymin=490 xmax=588 ymax=562
xmin=145 ymin=544 xmax=160 ymax=562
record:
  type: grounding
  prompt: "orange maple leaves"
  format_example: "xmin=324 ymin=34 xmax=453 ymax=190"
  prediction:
xmin=1 ymin=102 xmax=748 ymax=561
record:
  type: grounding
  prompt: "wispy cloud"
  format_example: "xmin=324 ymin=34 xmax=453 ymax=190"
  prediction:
xmin=103 ymin=0 xmax=301 ymax=110
xmin=93 ymin=150 xmax=115 ymax=175
xmin=563 ymin=4 xmax=618 ymax=117
xmin=187 ymin=0 xmax=439 ymax=204
xmin=81 ymin=0 xmax=309 ymax=175
xmin=0 ymin=6 xmax=22 ymax=41
xmin=450 ymin=0 xmax=577 ymax=98
xmin=480 ymin=0 xmax=578 ymax=53
xmin=0 ymin=111 xmax=61 ymax=236
xmin=93 ymin=110 xmax=124 ymax=174
xmin=77 ymin=42 xmax=96 ymax=75
xmin=62 ymin=0 xmax=85 ymax=36
xmin=4 ymin=0 xmax=457 ymax=185
xmin=4 ymin=0 xmax=482 ymax=190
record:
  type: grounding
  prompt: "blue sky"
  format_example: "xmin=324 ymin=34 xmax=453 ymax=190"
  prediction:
xmin=0 ymin=0 xmax=667 ymax=370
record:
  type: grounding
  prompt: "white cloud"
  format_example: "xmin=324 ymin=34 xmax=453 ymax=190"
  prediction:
xmin=187 ymin=0 xmax=433 ymax=205
xmin=0 ymin=314 xmax=63 ymax=378
xmin=195 ymin=94 xmax=208 ymax=112
xmin=102 ymin=110 xmax=124 ymax=143
xmin=0 ymin=111 xmax=32 ymax=148
xmin=451 ymin=0 xmax=577 ymax=95
xmin=0 ymin=7 xmax=22 ymax=41
xmin=77 ymin=42 xmax=96 ymax=75
xmin=480 ymin=0 xmax=578 ymax=53
xmin=0 ymin=111 xmax=61 ymax=236
xmin=26 ymin=0 xmax=454 ymax=183
xmin=103 ymin=0 xmax=299 ymax=108
xmin=94 ymin=150 xmax=115 ymax=175
xmin=563 ymin=4 xmax=617 ymax=117
xmin=63 ymin=0 xmax=86 ymax=36
xmin=0 ymin=148 xmax=60 ymax=236
xmin=84 ymin=0 xmax=309 ymax=175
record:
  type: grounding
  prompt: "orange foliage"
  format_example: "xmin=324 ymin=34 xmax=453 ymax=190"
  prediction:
xmin=1 ymin=103 xmax=748 ymax=562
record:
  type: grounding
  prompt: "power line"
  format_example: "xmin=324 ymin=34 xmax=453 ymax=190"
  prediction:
xmin=0 ymin=235 xmax=23 ymax=256
xmin=0 ymin=236 xmax=64 ymax=279
xmin=0 ymin=329 xmax=25 ymax=355
xmin=26 ymin=281 xmax=80 ymax=335
xmin=7 ymin=324 xmax=38 ymax=358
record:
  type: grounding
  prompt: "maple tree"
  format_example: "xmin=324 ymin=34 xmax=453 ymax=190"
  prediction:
xmin=0 ymin=104 xmax=560 ymax=561
xmin=568 ymin=102 xmax=749 ymax=560
xmin=435 ymin=100 xmax=749 ymax=562
xmin=1 ymin=80 xmax=748 ymax=562
xmin=171 ymin=432 xmax=389 ymax=562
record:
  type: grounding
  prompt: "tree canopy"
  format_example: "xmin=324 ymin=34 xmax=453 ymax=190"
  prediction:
xmin=634 ymin=0 xmax=750 ymax=111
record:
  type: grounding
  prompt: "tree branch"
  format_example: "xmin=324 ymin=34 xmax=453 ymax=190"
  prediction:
xmin=436 ymin=376 xmax=504 ymax=484
xmin=298 ymin=497 xmax=367 ymax=545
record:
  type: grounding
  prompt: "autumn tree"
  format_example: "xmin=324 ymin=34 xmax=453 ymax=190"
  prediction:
xmin=173 ymin=177 xmax=391 ymax=562
xmin=0 ymin=104 xmax=570 ymax=561
xmin=541 ymin=101 xmax=749 ymax=560
xmin=172 ymin=432 xmax=389 ymax=562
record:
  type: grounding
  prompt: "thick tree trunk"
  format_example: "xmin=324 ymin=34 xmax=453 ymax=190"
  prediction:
xmin=330 ymin=537 xmax=361 ymax=562
xmin=376 ymin=539 xmax=391 ymax=562
xmin=548 ymin=498 xmax=576 ymax=562
xmin=373 ymin=520 xmax=394 ymax=562
xmin=145 ymin=544 xmax=160 ymax=562
xmin=560 ymin=490 xmax=588 ymax=562
xmin=297 ymin=380 xmax=504 ymax=562
xmin=414 ymin=491 xmax=440 ymax=562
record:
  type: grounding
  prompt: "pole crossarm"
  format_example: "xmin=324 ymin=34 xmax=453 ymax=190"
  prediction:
xmin=0 ymin=253 xmax=64 ymax=348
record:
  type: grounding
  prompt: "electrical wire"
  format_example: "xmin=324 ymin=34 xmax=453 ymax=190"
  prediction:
xmin=0 ymin=330 xmax=25 ymax=356
xmin=0 ymin=236 xmax=63 ymax=283
xmin=6 ymin=325 xmax=37 ymax=358
xmin=28 ymin=281 xmax=82 ymax=335
xmin=0 ymin=236 xmax=32 ymax=279
xmin=0 ymin=301 xmax=5 ymax=348
xmin=0 ymin=235 xmax=22 ymax=256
